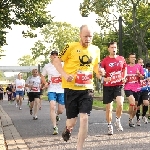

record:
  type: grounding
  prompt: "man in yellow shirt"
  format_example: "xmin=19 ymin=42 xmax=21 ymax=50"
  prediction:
xmin=53 ymin=25 xmax=100 ymax=150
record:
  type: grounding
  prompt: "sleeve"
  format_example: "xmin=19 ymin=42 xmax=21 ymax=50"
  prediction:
xmin=122 ymin=57 xmax=127 ymax=69
xmin=41 ymin=65 xmax=47 ymax=76
xmin=58 ymin=43 xmax=71 ymax=62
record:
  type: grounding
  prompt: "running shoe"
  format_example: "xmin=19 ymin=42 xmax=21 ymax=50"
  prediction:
xmin=108 ymin=124 xmax=113 ymax=135
xmin=129 ymin=119 xmax=135 ymax=127
xmin=53 ymin=127 xmax=58 ymax=135
xmin=142 ymin=116 xmax=148 ymax=124
xmin=62 ymin=128 xmax=71 ymax=142
xmin=136 ymin=119 xmax=141 ymax=126
xmin=114 ymin=121 xmax=123 ymax=131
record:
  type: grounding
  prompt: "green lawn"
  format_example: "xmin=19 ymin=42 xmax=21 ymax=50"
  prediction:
xmin=93 ymin=100 xmax=129 ymax=112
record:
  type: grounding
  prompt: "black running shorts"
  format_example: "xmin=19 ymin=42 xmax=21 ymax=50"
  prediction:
xmin=103 ymin=85 xmax=124 ymax=104
xmin=28 ymin=92 xmax=40 ymax=102
xmin=125 ymin=90 xmax=140 ymax=101
xmin=64 ymin=88 xmax=94 ymax=119
xmin=138 ymin=91 xmax=149 ymax=106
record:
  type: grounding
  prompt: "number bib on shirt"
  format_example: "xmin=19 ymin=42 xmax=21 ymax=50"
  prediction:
xmin=17 ymin=86 xmax=22 ymax=88
xmin=31 ymin=87 xmax=38 ymax=91
xmin=127 ymin=74 xmax=139 ymax=83
xmin=110 ymin=71 xmax=122 ymax=84
xmin=51 ymin=76 xmax=62 ymax=84
xmin=140 ymin=80 xmax=147 ymax=87
xmin=75 ymin=71 xmax=92 ymax=87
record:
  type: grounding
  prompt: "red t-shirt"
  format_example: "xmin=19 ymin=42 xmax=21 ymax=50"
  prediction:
xmin=101 ymin=55 xmax=127 ymax=86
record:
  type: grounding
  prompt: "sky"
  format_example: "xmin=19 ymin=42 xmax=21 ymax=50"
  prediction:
xmin=0 ymin=0 xmax=99 ymax=77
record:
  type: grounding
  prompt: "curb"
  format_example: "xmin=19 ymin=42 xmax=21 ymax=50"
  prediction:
xmin=0 ymin=105 xmax=29 ymax=150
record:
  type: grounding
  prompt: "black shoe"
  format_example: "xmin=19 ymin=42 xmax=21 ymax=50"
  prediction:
xmin=30 ymin=110 xmax=33 ymax=115
xmin=62 ymin=128 xmax=71 ymax=142
xmin=148 ymin=116 xmax=150 ymax=120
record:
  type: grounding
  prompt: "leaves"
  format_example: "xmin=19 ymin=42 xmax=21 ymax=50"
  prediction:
xmin=0 ymin=0 xmax=53 ymax=47
xmin=31 ymin=22 xmax=79 ymax=64
xmin=18 ymin=55 xmax=38 ymax=66
xmin=80 ymin=0 xmax=150 ymax=61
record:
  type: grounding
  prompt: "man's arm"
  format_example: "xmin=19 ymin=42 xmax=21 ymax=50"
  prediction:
xmin=53 ymin=57 xmax=73 ymax=82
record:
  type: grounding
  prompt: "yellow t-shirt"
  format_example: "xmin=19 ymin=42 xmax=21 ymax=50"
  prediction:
xmin=59 ymin=42 xmax=100 ymax=90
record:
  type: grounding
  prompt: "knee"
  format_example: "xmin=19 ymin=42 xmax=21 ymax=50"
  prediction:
xmin=143 ymin=102 xmax=149 ymax=106
xmin=80 ymin=114 xmax=88 ymax=124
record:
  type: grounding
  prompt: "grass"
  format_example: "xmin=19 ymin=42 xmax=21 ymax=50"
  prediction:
xmin=93 ymin=100 xmax=129 ymax=112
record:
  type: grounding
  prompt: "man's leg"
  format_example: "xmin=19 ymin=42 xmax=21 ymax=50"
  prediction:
xmin=128 ymin=95 xmax=136 ymax=127
xmin=33 ymin=97 xmax=40 ymax=120
xmin=142 ymin=99 xmax=149 ymax=123
xmin=114 ymin=96 xmax=124 ymax=131
xmin=77 ymin=113 xmax=88 ymax=150
xmin=56 ymin=93 xmax=65 ymax=122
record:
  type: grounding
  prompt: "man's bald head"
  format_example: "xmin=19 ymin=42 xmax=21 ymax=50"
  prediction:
xmin=79 ymin=25 xmax=94 ymax=47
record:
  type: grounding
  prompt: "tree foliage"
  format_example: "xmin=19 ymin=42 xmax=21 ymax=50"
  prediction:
xmin=80 ymin=0 xmax=150 ymax=61
xmin=31 ymin=22 xmax=79 ymax=65
xmin=18 ymin=55 xmax=38 ymax=66
xmin=0 ymin=0 xmax=53 ymax=47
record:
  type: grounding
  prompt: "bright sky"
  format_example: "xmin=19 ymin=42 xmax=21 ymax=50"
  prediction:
xmin=0 ymin=0 xmax=99 ymax=77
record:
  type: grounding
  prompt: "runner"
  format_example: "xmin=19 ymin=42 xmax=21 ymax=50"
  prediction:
xmin=136 ymin=59 xmax=149 ymax=125
xmin=6 ymin=84 xmax=13 ymax=102
xmin=100 ymin=41 xmax=126 ymax=135
xmin=53 ymin=25 xmax=100 ymax=149
xmin=41 ymin=50 xmax=64 ymax=135
xmin=124 ymin=53 xmax=144 ymax=127
xmin=15 ymin=73 xmax=25 ymax=110
xmin=0 ymin=85 xmax=4 ymax=101
xmin=25 ymin=69 xmax=42 ymax=120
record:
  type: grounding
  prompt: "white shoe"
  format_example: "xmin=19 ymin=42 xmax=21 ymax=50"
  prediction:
xmin=136 ymin=119 xmax=141 ymax=126
xmin=114 ymin=121 xmax=123 ymax=131
xmin=19 ymin=107 xmax=22 ymax=110
xmin=142 ymin=116 xmax=148 ymax=124
xmin=15 ymin=103 xmax=18 ymax=107
xmin=108 ymin=125 xmax=113 ymax=135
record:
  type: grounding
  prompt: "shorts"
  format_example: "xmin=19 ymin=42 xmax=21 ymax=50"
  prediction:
xmin=28 ymin=92 xmax=40 ymax=102
xmin=48 ymin=92 xmax=64 ymax=105
xmin=13 ymin=92 xmax=16 ymax=98
xmin=125 ymin=90 xmax=140 ymax=101
xmin=103 ymin=85 xmax=124 ymax=104
xmin=138 ymin=91 xmax=149 ymax=106
xmin=64 ymin=88 xmax=94 ymax=119
xmin=16 ymin=91 xmax=24 ymax=97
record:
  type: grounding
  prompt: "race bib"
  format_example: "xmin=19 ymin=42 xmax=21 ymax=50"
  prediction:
xmin=51 ymin=76 xmax=62 ymax=84
xmin=17 ymin=86 xmax=22 ymax=88
xmin=127 ymin=75 xmax=139 ymax=83
xmin=75 ymin=71 xmax=92 ymax=87
xmin=110 ymin=71 xmax=122 ymax=84
xmin=31 ymin=87 xmax=38 ymax=91
xmin=140 ymin=80 xmax=147 ymax=87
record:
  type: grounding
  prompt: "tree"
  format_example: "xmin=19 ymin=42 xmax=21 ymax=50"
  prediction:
xmin=31 ymin=22 xmax=79 ymax=63
xmin=0 ymin=0 xmax=53 ymax=47
xmin=80 ymin=0 xmax=150 ymax=61
xmin=18 ymin=55 xmax=38 ymax=66
xmin=0 ymin=71 xmax=5 ymax=80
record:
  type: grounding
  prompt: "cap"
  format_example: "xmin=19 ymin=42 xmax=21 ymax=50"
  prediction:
xmin=50 ymin=50 xmax=58 ymax=55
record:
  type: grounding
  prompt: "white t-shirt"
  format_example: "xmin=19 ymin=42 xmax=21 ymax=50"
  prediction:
xmin=26 ymin=76 xmax=41 ymax=92
xmin=42 ymin=62 xmax=64 ymax=93
xmin=15 ymin=79 xmax=25 ymax=91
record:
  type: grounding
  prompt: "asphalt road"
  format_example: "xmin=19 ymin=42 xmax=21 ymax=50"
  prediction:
xmin=0 ymin=98 xmax=150 ymax=150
